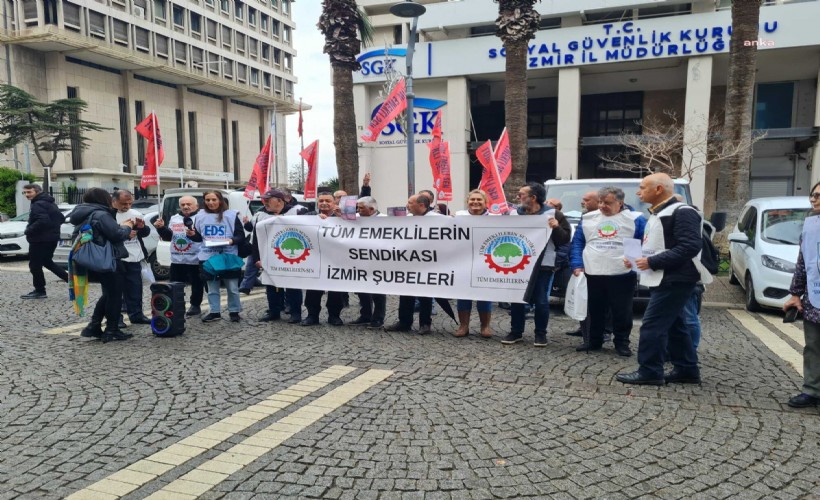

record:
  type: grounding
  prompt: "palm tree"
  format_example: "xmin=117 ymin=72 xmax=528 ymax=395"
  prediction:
xmin=318 ymin=1 xmax=373 ymax=196
xmin=494 ymin=0 xmax=540 ymax=198
xmin=717 ymin=0 xmax=762 ymax=232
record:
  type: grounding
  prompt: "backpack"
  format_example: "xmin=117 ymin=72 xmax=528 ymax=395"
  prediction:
xmin=673 ymin=205 xmax=719 ymax=276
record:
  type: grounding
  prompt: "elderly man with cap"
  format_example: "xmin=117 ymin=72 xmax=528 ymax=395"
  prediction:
xmin=250 ymin=188 xmax=303 ymax=323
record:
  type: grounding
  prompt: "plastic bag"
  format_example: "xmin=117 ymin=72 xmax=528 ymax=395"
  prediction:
xmin=141 ymin=260 xmax=156 ymax=284
xmin=563 ymin=273 xmax=588 ymax=321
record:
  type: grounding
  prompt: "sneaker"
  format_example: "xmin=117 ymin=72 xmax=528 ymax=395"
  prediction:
xmin=349 ymin=317 xmax=371 ymax=326
xmin=259 ymin=312 xmax=280 ymax=322
xmin=787 ymin=393 xmax=820 ymax=408
xmin=367 ymin=321 xmax=384 ymax=329
xmin=418 ymin=324 xmax=432 ymax=335
xmin=185 ymin=306 xmax=201 ymax=317
xmin=501 ymin=332 xmax=523 ymax=345
xmin=239 ymin=287 xmax=251 ymax=296
xmin=202 ymin=313 xmax=222 ymax=323
xmin=533 ymin=333 xmax=547 ymax=347
xmin=21 ymin=290 xmax=47 ymax=299
xmin=603 ymin=332 xmax=613 ymax=344
xmin=384 ymin=322 xmax=412 ymax=332
xmin=229 ymin=312 xmax=240 ymax=322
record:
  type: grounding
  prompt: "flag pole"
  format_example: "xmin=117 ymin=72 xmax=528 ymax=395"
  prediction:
xmin=152 ymin=110 xmax=161 ymax=196
xmin=299 ymin=98 xmax=305 ymax=192
xmin=267 ymin=107 xmax=276 ymax=190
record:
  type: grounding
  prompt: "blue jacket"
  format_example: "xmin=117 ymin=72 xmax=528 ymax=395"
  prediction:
xmin=569 ymin=210 xmax=647 ymax=271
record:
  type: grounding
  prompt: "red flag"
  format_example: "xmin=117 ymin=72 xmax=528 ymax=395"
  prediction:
xmin=135 ymin=113 xmax=164 ymax=188
xmin=297 ymin=100 xmax=304 ymax=138
xmin=476 ymin=140 xmax=508 ymax=214
xmin=244 ymin=135 xmax=271 ymax=199
xmin=361 ymin=79 xmax=407 ymax=142
xmin=300 ymin=140 xmax=319 ymax=200
xmin=431 ymin=111 xmax=442 ymax=140
xmin=428 ymin=111 xmax=443 ymax=193
xmin=494 ymin=128 xmax=511 ymax=184
xmin=437 ymin=141 xmax=452 ymax=202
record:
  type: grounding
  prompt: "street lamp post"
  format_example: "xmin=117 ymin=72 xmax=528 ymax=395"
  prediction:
xmin=389 ymin=1 xmax=426 ymax=198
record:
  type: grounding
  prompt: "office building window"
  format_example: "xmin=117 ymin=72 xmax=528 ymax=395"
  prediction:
xmin=67 ymin=87 xmax=82 ymax=170
xmin=188 ymin=111 xmax=198 ymax=170
xmin=393 ymin=25 xmax=402 ymax=44
xmin=580 ymin=92 xmax=643 ymax=136
xmin=527 ymin=98 xmax=558 ymax=139
xmin=248 ymin=7 xmax=256 ymax=26
xmin=154 ymin=0 xmax=166 ymax=20
xmin=235 ymin=0 xmax=243 ymax=20
xmin=118 ymin=97 xmax=131 ymax=172
xmin=755 ymin=82 xmax=794 ymax=129
xmin=172 ymin=4 xmax=184 ymax=27
xmin=261 ymin=14 xmax=268 ymax=32
xmin=191 ymin=12 xmax=202 ymax=34
xmin=135 ymin=100 xmax=145 ymax=165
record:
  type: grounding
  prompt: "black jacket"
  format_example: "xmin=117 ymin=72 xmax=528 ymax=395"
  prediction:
xmin=25 ymin=193 xmax=64 ymax=243
xmin=69 ymin=203 xmax=132 ymax=260
xmin=647 ymin=198 xmax=702 ymax=285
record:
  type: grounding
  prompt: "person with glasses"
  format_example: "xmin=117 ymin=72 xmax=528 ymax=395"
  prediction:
xmin=782 ymin=181 xmax=820 ymax=408
xmin=502 ymin=182 xmax=571 ymax=347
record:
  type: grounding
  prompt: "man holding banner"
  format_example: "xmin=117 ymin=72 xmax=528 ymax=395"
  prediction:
xmin=503 ymin=182 xmax=571 ymax=347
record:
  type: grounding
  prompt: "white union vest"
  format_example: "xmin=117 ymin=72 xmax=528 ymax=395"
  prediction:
xmin=195 ymin=209 xmax=239 ymax=261
xmin=581 ymin=210 xmax=641 ymax=276
xmin=168 ymin=213 xmax=201 ymax=265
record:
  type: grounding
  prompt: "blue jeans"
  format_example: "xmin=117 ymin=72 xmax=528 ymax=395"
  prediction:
xmin=240 ymin=256 xmax=258 ymax=290
xmin=457 ymin=300 xmax=492 ymax=313
xmin=682 ymin=284 xmax=704 ymax=349
xmin=206 ymin=278 xmax=241 ymax=314
xmin=637 ymin=282 xmax=699 ymax=379
xmin=511 ymin=269 xmax=555 ymax=334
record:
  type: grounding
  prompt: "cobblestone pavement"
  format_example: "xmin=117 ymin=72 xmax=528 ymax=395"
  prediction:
xmin=1 ymin=259 xmax=818 ymax=499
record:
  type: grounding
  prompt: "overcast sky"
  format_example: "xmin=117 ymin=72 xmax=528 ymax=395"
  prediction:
xmin=284 ymin=2 xmax=338 ymax=185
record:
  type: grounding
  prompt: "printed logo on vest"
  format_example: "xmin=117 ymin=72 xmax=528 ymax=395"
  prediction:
xmin=273 ymin=228 xmax=312 ymax=264
xmin=172 ymin=236 xmax=193 ymax=253
xmin=597 ymin=221 xmax=620 ymax=239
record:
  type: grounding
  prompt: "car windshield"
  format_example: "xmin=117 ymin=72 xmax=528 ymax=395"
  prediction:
xmin=9 ymin=212 xmax=29 ymax=222
xmin=761 ymin=208 xmax=811 ymax=245
xmin=161 ymin=195 xmax=205 ymax=222
xmin=545 ymin=182 xmax=690 ymax=222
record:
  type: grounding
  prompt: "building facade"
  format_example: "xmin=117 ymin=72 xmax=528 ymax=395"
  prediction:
xmin=354 ymin=0 xmax=820 ymax=214
xmin=0 ymin=0 xmax=300 ymax=195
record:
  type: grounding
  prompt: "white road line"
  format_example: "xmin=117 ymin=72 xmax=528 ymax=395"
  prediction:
xmin=727 ymin=309 xmax=803 ymax=376
xmin=756 ymin=313 xmax=806 ymax=348
xmin=65 ymin=365 xmax=358 ymax=500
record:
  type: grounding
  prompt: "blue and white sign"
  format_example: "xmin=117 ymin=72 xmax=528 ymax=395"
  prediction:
xmin=358 ymin=48 xmax=407 ymax=76
xmin=368 ymin=98 xmax=446 ymax=146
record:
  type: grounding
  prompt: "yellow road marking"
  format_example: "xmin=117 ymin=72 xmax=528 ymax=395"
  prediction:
xmin=727 ymin=309 xmax=803 ymax=376
xmin=756 ymin=312 xmax=806 ymax=347
xmin=65 ymin=365 xmax=357 ymax=500
xmin=44 ymin=291 xmax=266 ymax=335
xmin=146 ymin=369 xmax=393 ymax=499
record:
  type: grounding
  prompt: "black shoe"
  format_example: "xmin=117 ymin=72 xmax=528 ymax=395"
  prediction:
xmin=534 ymin=332 xmax=547 ymax=347
xmin=349 ymin=317 xmax=371 ymax=326
xmin=130 ymin=315 xmax=152 ymax=325
xmin=787 ymin=393 xmax=820 ymax=408
xmin=367 ymin=320 xmax=384 ymax=329
xmin=576 ymin=343 xmax=602 ymax=352
xmin=239 ymin=287 xmax=251 ymax=296
xmin=328 ymin=316 xmax=344 ymax=326
xmin=418 ymin=324 xmax=432 ymax=335
xmin=300 ymin=316 xmax=319 ymax=326
xmin=80 ymin=322 xmax=103 ymax=338
xmin=664 ymin=367 xmax=701 ymax=384
xmin=202 ymin=313 xmax=222 ymax=323
xmin=118 ymin=316 xmax=128 ymax=329
xmin=384 ymin=322 xmax=412 ymax=332
xmin=259 ymin=312 xmax=280 ymax=322
xmin=501 ymin=332 xmax=523 ymax=345
xmin=564 ymin=329 xmax=583 ymax=337
xmin=229 ymin=312 xmax=240 ymax=322
xmin=287 ymin=316 xmax=302 ymax=324
xmin=101 ymin=329 xmax=133 ymax=343
xmin=185 ymin=306 xmax=201 ymax=317
xmin=616 ymin=370 xmax=664 ymax=386
xmin=614 ymin=345 xmax=633 ymax=357
xmin=21 ymin=290 xmax=47 ymax=299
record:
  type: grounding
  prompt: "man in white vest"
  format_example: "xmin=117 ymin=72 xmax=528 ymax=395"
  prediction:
xmin=617 ymin=173 xmax=709 ymax=385
xmin=570 ymin=187 xmax=646 ymax=356
xmin=153 ymin=196 xmax=204 ymax=317
xmin=112 ymin=190 xmax=153 ymax=327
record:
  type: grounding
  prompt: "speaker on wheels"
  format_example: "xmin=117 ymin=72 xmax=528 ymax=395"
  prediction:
xmin=150 ymin=282 xmax=186 ymax=337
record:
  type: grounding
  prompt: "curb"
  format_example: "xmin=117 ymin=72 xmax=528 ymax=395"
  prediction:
xmin=702 ymin=301 xmax=745 ymax=309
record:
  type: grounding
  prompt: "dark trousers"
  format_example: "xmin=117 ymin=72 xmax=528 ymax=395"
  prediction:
xmin=29 ymin=241 xmax=67 ymax=292
xmin=586 ymin=273 xmax=635 ymax=348
xmin=170 ymin=263 xmax=204 ymax=307
xmin=398 ymin=296 xmax=432 ymax=327
xmin=637 ymin=282 xmax=699 ymax=379
xmin=91 ymin=264 xmax=124 ymax=329
xmin=511 ymin=268 xmax=554 ymax=334
xmin=357 ymin=292 xmax=386 ymax=323
xmin=121 ymin=261 xmax=144 ymax=319
xmin=266 ymin=286 xmax=303 ymax=319
xmin=305 ymin=290 xmax=343 ymax=319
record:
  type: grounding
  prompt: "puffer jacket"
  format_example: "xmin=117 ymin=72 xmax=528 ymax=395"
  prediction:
xmin=25 ymin=193 xmax=64 ymax=243
xmin=69 ymin=203 xmax=132 ymax=260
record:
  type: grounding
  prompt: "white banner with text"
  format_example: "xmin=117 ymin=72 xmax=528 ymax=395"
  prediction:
xmin=256 ymin=215 xmax=551 ymax=302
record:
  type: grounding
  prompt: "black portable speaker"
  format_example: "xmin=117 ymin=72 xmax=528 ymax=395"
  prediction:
xmin=150 ymin=282 xmax=186 ymax=336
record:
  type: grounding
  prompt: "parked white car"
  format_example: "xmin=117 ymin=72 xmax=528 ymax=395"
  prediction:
xmin=0 ymin=205 xmax=75 ymax=257
xmin=728 ymin=196 xmax=812 ymax=311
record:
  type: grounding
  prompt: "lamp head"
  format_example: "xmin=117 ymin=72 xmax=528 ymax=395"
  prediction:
xmin=390 ymin=0 xmax=426 ymax=18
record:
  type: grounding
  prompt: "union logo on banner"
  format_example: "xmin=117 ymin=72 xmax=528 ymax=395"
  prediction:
xmin=480 ymin=234 xmax=533 ymax=275
xmin=273 ymin=228 xmax=312 ymax=264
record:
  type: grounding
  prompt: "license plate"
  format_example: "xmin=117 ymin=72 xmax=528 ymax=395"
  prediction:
xmin=59 ymin=239 xmax=73 ymax=247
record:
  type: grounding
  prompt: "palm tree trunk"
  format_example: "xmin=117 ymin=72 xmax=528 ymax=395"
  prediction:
xmin=504 ymin=40 xmax=528 ymax=199
xmin=717 ymin=0 xmax=761 ymax=228
xmin=331 ymin=64 xmax=360 ymax=195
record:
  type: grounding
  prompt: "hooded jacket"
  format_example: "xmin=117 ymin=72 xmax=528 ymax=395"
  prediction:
xmin=25 ymin=193 xmax=64 ymax=243
xmin=69 ymin=203 xmax=132 ymax=260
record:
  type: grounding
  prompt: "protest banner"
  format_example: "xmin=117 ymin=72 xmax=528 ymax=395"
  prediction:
xmin=255 ymin=215 xmax=551 ymax=303
xmin=494 ymin=128 xmax=511 ymax=185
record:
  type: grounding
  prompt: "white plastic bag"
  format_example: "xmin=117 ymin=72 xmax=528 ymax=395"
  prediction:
xmin=141 ymin=260 xmax=156 ymax=284
xmin=563 ymin=273 xmax=588 ymax=321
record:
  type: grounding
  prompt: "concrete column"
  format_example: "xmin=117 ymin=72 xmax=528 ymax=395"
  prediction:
xmin=122 ymin=70 xmax=136 ymax=174
xmin=222 ymin=97 xmax=232 ymax=176
xmin=176 ymin=85 xmax=188 ymax=170
xmin=812 ymin=68 xmax=820 ymax=188
xmin=556 ymin=67 xmax=580 ymax=180
xmin=682 ymin=56 xmax=713 ymax=210
xmin=447 ymin=76 xmax=470 ymax=209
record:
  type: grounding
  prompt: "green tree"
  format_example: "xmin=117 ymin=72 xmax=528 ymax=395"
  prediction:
xmin=0 ymin=166 xmax=36 ymax=217
xmin=0 ymin=84 xmax=109 ymax=189
xmin=318 ymin=176 xmax=340 ymax=193
xmin=493 ymin=242 xmax=523 ymax=263
xmin=281 ymin=237 xmax=304 ymax=256
xmin=288 ymin=162 xmax=306 ymax=191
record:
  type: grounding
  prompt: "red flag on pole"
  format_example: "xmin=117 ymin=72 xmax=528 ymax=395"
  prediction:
xmin=297 ymin=99 xmax=304 ymax=138
xmin=476 ymin=140 xmax=508 ymax=214
xmin=361 ymin=78 xmax=407 ymax=142
xmin=437 ymin=141 xmax=452 ymax=202
xmin=244 ymin=135 xmax=271 ymax=199
xmin=135 ymin=113 xmax=164 ymax=188
xmin=494 ymin=128 xmax=511 ymax=184
xmin=300 ymin=140 xmax=319 ymax=200
xmin=428 ymin=111 xmax=443 ymax=193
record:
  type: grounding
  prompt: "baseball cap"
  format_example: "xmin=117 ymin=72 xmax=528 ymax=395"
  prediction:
xmin=261 ymin=188 xmax=287 ymax=201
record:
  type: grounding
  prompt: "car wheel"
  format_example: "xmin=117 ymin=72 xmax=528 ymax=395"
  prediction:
xmin=729 ymin=268 xmax=739 ymax=285
xmin=745 ymin=274 xmax=761 ymax=312
xmin=149 ymin=254 xmax=170 ymax=281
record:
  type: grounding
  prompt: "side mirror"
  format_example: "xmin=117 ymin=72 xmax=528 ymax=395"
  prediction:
xmin=710 ymin=212 xmax=727 ymax=233
xmin=728 ymin=232 xmax=749 ymax=244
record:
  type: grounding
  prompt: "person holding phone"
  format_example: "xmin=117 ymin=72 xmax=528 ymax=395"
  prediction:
xmin=782 ymin=181 xmax=820 ymax=408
